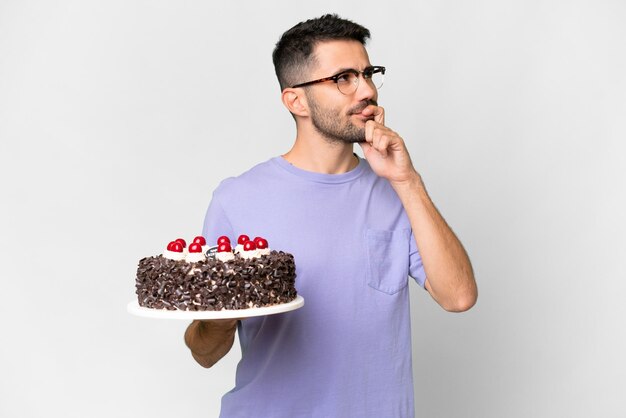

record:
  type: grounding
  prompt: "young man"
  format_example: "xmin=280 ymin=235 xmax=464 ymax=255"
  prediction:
xmin=185 ymin=14 xmax=477 ymax=418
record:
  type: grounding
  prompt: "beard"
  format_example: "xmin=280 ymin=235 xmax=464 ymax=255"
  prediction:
xmin=306 ymin=92 xmax=374 ymax=144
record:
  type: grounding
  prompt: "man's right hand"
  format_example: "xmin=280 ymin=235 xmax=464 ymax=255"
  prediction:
xmin=184 ymin=319 xmax=239 ymax=368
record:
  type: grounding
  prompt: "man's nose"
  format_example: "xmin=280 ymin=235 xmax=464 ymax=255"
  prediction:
xmin=354 ymin=74 xmax=377 ymax=102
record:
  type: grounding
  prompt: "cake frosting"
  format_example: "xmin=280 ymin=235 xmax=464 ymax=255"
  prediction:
xmin=185 ymin=243 xmax=206 ymax=263
xmin=135 ymin=235 xmax=297 ymax=311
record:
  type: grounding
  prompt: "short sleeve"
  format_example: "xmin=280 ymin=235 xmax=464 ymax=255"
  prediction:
xmin=202 ymin=192 xmax=235 ymax=245
xmin=408 ymin=230 xmax=427 ymax=289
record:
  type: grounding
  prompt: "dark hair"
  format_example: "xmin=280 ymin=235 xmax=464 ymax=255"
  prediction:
xmin=272 ymin=14 xmax=370 ymax=91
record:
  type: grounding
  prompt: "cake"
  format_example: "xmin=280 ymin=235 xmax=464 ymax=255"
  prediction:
xmin=135 ymin=234 xmax=297 ymax=311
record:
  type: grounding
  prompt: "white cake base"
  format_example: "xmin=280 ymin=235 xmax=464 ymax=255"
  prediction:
xmin=127 ymin=295 xmax=304 ymax=320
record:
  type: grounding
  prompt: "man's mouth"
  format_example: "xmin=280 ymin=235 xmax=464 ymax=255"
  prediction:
xmin=348 ymin=100 xmax=378 ymax=116
xmin=351 ymin=113 xmax=375 ymax=122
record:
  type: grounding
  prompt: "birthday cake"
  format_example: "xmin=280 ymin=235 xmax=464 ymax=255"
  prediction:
xmin=135 ymin=235 xmax=297 ymax=311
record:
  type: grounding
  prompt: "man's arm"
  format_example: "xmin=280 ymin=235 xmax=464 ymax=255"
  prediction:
xmin=390 ymin=174 xmax=477 ymax=312
xmin=359 ymin=105 xmax=478 ymax=312
xmin=184 ymin=319 xmax=238 ymax=368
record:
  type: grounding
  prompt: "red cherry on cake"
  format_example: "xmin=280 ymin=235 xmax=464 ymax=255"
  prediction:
xmin=169 ymin=241 xmax=184 ymax=253
xmin=254 ymin=237 xmax=268 ymax=249
xmin=243 ymin=241 xmax=256 ymax=251
xmin=218 ymin=243 xmax=232 ymax=252
xmin=189 ymin=243 xmax=203 ymax=253
xmin=193 ymin=236 xmax=206 ymax=246
xmin=237 ymin=234 xmax=250 ymax=245
xmin=175 ymin=238 xmax=187 ymax=248
xmin=217 ymin=236 xmax=231 ymax=246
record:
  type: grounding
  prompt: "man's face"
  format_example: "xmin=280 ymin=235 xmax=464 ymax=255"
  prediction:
xmin=302 ymin=40 xmax=379 ymax=144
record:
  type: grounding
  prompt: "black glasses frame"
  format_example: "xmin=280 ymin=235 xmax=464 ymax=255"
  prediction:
xmin=290 ymin=66 xmax=386 ymax=92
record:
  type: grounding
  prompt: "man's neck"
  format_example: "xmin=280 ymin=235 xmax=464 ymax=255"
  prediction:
xmin=282 ymin=131 xmax=358 ymax=174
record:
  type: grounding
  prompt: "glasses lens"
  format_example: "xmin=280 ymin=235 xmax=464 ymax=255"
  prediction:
xmin=337 ymin=72 xmax=358 ymax=95
xmin=335 ymin=68 xmax=385 ymax=94
xmin=370 ymin=69 xmax=384 ymax=89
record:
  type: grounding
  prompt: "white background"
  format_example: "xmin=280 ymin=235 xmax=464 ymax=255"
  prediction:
xmin=1 ymin=1 xmax=624 ymax=417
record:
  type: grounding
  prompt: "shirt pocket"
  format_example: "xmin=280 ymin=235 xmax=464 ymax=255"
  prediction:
xmin=365 ymin=228 xmax=410 ymax=295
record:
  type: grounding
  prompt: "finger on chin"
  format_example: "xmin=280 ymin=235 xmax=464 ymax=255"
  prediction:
xmin=374 ymin=106 xmax=385 ymax=125
xmin=364 ymin=121 xmax=374 ymax=143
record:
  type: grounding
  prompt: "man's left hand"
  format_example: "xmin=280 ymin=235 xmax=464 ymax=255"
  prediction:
xmin=358 ymin=105 xmax=417 ymax=185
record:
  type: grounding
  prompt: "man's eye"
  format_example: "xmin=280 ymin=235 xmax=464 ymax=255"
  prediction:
xmin=336 ymin=73 xmax=354 ymax=83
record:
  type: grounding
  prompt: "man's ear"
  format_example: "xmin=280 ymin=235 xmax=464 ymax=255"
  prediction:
xmin=281 ymin=88 xmax=309 ymax=117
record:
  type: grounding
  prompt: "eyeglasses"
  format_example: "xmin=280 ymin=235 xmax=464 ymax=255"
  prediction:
xmin=291 ymin=66 xmax=385 ymax=95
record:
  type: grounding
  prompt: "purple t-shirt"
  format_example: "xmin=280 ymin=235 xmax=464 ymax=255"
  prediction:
xmin=202 ymin=156 xmax=427 ymax=418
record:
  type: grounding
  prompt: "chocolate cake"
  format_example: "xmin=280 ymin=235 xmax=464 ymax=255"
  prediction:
xmin=135 ymin=235 xmax=297 ymax=311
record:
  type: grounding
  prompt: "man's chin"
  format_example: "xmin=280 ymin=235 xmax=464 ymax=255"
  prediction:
xmin=312 ymin=119 xmax=365 ymax=144
xmin=337 ymin=135 xmax=365 ymax=144
xmin=328 ymin=136 xmax=365 ymax=144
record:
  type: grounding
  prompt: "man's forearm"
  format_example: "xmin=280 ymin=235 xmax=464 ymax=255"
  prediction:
xmin=184 ymin=319 xmax=238 ymax=368
xmin=392 ymin=172 xmax=477 ymax=312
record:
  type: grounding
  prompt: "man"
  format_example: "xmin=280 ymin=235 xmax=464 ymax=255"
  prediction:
xmin=185 ymin=14 xmax=477 ymax=418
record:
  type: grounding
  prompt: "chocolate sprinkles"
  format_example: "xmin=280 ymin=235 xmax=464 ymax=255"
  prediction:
xmin=135 ymin=251 xmax=297 ymax=311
